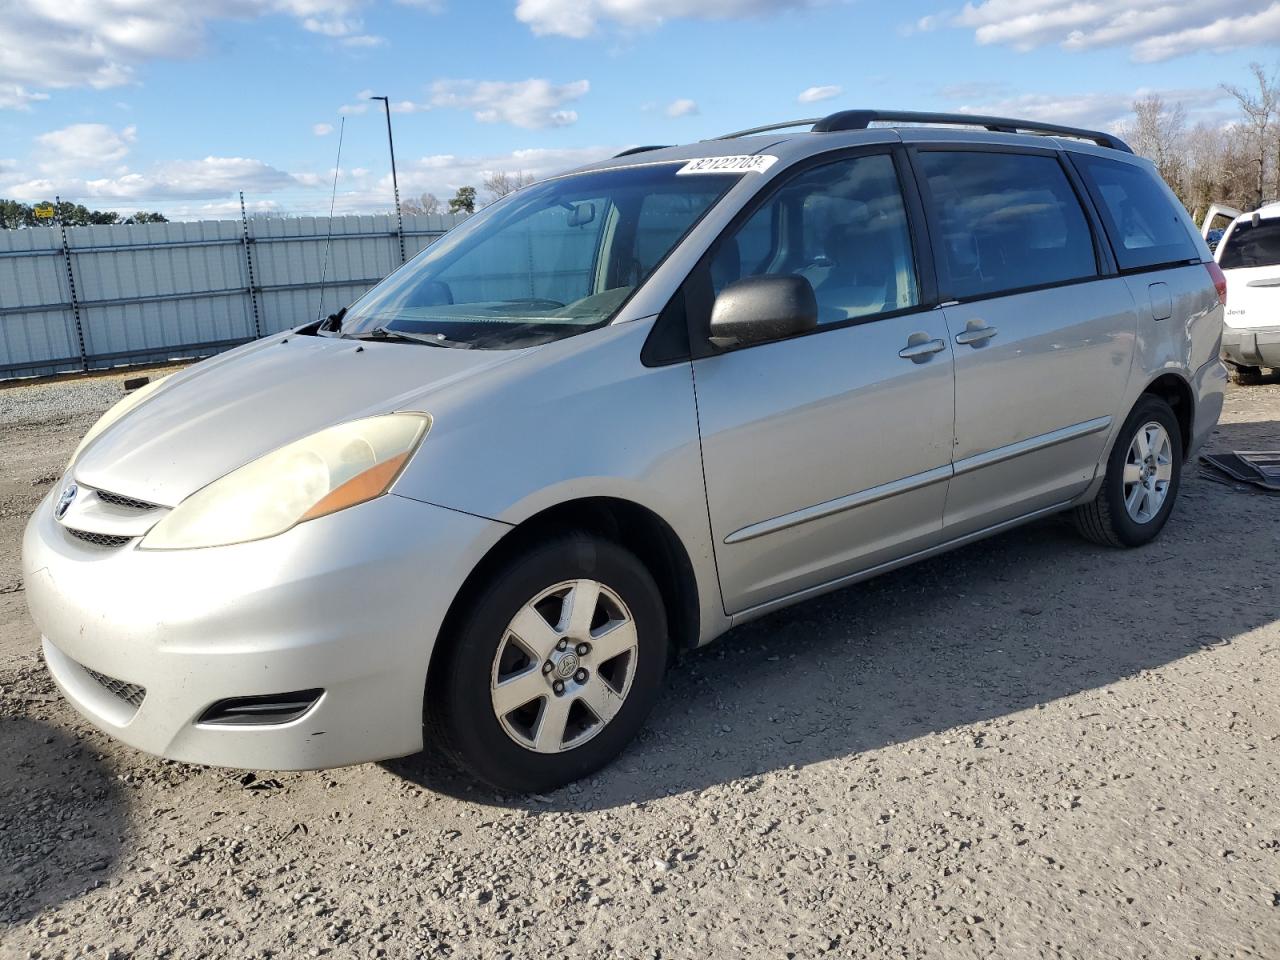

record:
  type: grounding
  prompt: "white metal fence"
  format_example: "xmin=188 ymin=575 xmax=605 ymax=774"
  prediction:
xmin=0 ymin=211 xmax=467 ymax=380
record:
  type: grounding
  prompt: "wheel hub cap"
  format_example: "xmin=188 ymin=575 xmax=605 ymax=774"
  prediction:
xmin=489 ymin=579 xmax=639 ymax=754
xmin=1123 ymin=421 xmax=1173 ymax=524
xmin=553 ymin=651 xmax=580 ymax=680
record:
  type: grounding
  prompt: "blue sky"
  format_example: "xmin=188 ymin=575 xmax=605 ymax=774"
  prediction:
xmin=1 ymin=0 xmax=1276 ymax=219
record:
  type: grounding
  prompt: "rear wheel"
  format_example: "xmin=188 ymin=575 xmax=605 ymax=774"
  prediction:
xmin=426 ymin=533 xmax=667 ymax=793
xmin=1073 ymin=395 xmax=1182 ymax=548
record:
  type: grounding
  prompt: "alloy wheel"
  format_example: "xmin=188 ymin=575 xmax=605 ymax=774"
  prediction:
xmin=489 ymin=579 xmax=639 ymax=753
xmin=1122 ymin=421 xmax=1173 ymax=524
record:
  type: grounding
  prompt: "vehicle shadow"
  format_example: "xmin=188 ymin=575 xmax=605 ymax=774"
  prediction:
xmin=390 ymin=440 xmax=1280 ymax=809
xmin=0 ymin=717 xmax=127 ymax=925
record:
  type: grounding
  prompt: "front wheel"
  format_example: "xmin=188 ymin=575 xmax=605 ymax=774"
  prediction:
xmin=1073 ymin=395 xmax=1183 ymax=548
xmin=425 ymin=534 xmax=668 ymax=793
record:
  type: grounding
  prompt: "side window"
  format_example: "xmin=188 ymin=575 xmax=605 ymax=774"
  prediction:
xmin=1075 ymin=154 xmax=1198 ymax=271
xmin=708 ymin=153 xmax=920 ymax=326
xmin=917 ymin=151 xmax=1097 ymax=300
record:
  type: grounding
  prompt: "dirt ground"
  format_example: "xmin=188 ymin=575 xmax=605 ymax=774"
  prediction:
xmin=1 ymin=367 xmax=1278 ymax=960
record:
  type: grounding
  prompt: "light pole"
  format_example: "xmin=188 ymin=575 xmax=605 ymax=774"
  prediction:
xmin=369 ymin=95 xmax=406 ymax=264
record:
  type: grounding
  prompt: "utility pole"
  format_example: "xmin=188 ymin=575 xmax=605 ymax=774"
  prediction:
xmin=369 ymin=95 xmax=406 ymax=264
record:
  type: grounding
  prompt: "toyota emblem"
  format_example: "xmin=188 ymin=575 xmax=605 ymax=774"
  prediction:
xmin=55 ymin=482 xmax=78 ymax=520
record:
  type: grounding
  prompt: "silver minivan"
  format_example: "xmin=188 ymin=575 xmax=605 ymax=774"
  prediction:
xmin=24 ymin=109 xmax=1227 ymax=791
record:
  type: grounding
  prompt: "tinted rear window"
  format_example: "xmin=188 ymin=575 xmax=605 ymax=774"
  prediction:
xmin=1075 ymin=155 xmax=1198 ymax=271
xmin=917 ymin=151 xmax=1097 ymax=300
xmin=1219 ymin=219 xmax=1280 ymax=269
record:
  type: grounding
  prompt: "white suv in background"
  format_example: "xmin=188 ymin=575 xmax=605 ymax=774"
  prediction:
xmin=1210 ymin=201 xmax=1280 ymax=383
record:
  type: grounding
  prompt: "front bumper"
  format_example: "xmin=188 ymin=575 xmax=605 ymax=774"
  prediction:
xmin=1222 ymin=325 xmax=1280 ymax=368
xmin=22 ymin=491 xmax=507 ymax=770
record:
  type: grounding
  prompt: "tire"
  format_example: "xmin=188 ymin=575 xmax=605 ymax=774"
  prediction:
xmin=1072 ymin=395 xmax=1183 ymax=548
xmin=1231 ymin=364 xmax=1265 ymax=386
xmin=425 ymin=533 xmax=668 ymax=793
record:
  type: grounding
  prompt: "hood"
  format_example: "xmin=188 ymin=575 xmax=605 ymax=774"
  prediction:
xmin=74 ymin=333 xmax=531 ymax=506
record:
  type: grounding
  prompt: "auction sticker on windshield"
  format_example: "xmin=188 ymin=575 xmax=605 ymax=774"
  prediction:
xmin=677 ymin=155 xmax=778 ymax=175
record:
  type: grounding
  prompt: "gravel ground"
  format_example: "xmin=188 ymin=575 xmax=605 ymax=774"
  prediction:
xmin=2 ymin=367 xmax=1279 ymax=959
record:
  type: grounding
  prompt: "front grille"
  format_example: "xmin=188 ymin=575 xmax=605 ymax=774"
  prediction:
xmin=66 ymin=528 xmax=132 ymax=548
xmin=83 ymin=666 xmax=146 ymax=709
xmin=96 ymin=490 xmax=157 ymax=511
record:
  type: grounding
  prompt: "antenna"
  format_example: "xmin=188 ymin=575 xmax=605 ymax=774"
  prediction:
xmin=316 ymin=116 xmax=346 ymax=325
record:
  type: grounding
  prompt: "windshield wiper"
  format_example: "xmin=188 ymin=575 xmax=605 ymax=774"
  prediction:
xmin=344 ymin=326 xmax=472 ymax=349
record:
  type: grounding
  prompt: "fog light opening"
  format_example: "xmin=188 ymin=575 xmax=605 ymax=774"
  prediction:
xmin=197 ymin=689 xmax=324 ymax=726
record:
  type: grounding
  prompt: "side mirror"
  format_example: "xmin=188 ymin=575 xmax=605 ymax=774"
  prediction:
xmin=708 ymin=275 xmax=818 ymax=349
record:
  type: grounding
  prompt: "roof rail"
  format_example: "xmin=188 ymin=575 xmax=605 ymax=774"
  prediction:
xmin=613 ymin=145 xmax=673 ymax=158
xmin=815 ymin=109 xmax=1132 ymax=152
xmin=713 ymin=109 xmax=1133 ymax=153
xmin=712 ymin=119 xmax=821 ymax=140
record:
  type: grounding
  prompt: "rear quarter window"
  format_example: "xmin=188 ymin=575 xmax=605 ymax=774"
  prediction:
xmin=1074 ymin=154 xmax=1199 ymax=271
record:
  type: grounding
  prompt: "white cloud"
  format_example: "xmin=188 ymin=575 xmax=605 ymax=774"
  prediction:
xmin=665 ymin=98 xmax=699 ymax=117
xmin=0 ymin=83 xmax=49 ymax=111
xmin=313 ymin=122 xmax=335 ymax=136
xmin=797 ymin=84 xmax=841 ymax=104
xmin=934 ymin=0 xmax=1280 ymax=62
xmin=5 ymin=155 xmax=299 ymax=204
xmin=429 ymin=78 xmax=590 ymax=129
xmin=0 ymin=0 xmax=429 ymax=102
xmin=515 ymin=0 xmax=817 ymax=38
xmin=946 ymin=86 xmax=1233 ymax=131
xmin=300 ymin=145 xmax=619 ymax=216
xmin=339 ymin=89 xmax=377 ymax=114
xmin=1131 ymin=4 xmax=1280 ymax=62
xmin=36 ymin=123 xmax=137 ymax=175
xmin=340 ymin=33 xmax=387 ymax=47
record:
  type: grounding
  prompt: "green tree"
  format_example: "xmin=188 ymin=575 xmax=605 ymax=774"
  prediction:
xmin=124 ymin=211 xmax=169 ymax=224
xmin=0 ymin=198 xmax=168 ymax=229
xmin=447 ymin=186 xmax=477 ymax=215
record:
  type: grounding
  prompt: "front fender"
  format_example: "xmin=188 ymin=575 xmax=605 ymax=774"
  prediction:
xmin=391 ymin=320 xmax=726 ymax=644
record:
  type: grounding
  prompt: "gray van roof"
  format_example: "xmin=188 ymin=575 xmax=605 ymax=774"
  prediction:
xmin=570 ymin=108 xmax=1135 ymax=177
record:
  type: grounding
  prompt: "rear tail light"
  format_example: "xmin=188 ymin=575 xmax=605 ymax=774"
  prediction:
xmin=1206 ymin=261 xmax=1227 ymax=306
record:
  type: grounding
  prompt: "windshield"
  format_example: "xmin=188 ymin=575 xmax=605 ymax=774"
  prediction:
xmin=340 ymin=163 xmax=738 ymax=348
xmin=1220 ymin=218 xmax=1280 ymax=269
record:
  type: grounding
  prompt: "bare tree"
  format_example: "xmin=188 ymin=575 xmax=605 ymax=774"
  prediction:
xmin=1124 ymin=95 xmax=1187 ymax=189
xmin=1222 ymin=62 xmax=1278 ymax=204
xmin=401 ymin=192 xmax=440 ymax=216
xmin=483 ymin=170 xmax=536 ymax=202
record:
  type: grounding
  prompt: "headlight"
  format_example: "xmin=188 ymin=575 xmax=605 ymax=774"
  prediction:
xmin=70 ymin=375 xmax=171 ymax=468
xmin=140 ymin=414 xmax=430 ymax=550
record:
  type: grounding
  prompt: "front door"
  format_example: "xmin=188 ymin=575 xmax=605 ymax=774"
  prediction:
xmin=689 ymin=150 xmax=956 ymax=615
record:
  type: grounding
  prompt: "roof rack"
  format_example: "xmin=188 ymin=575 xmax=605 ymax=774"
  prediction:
xmin=714 ymin=109 xmax=1132 ymax=153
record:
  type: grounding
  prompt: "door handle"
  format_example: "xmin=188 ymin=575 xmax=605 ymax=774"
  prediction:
xmin=955 ymin=321 xmax=998 ymax=347
xmin=898 ymin=336 xmax=946 ymax=363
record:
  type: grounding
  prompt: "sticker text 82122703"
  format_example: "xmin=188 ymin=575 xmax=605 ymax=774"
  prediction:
xmin=676 ymin=155 xmax=778 ymax=175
